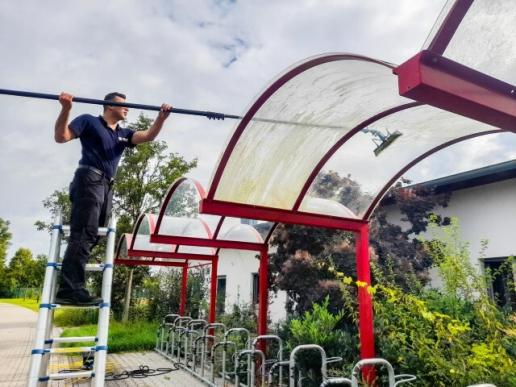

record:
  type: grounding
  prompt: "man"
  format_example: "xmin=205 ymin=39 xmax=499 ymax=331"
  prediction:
xmin=54 ymin=91 xmax=172 ymax=305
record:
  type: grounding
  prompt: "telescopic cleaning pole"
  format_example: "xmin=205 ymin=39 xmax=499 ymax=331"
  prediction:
xmin=0 ymin=88 xmax=240 ymax=121
xmin=0 ymin=87 xmax=345 ymax=129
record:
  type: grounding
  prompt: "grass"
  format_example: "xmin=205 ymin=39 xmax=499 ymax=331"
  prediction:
xmin=60 ymin=320 xmax=159 ymax=353
xmin=0 ymin=298 xmax=39 ymax=312
xmin=0 ymin=298 xmax=99 ymax=327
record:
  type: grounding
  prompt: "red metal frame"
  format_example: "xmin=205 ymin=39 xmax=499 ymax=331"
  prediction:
xmin=425 ymin=0 xmax=473 ymax=54
xmin=355 ymin=224 xmax=374 ymax=359
xmin=258 ymin=248 xmax=269 ymax=337
xmin=151 ymin=234 xmax=264 ymax=252
xmin=200 ymin=199 xmax=368 ymax=232
xmin=395 ymin=50 xmax=516 ymax=132
xmin=209 ymin=256 xmax=219 ymax=324
xmin=180 ymin=266 xmax=188 ymax=315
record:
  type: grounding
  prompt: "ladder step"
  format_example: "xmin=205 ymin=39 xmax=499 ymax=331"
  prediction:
xmin=48 ymin=263 xmax=112 ymax=271
xmin=49 ymin=346 xmax=95 ymax=354
xmin=49 ymin=303 xmax=103 ymax=309
xmin=48 ymin=336 xmax=96 ymax=344
xmin=61 ymin=225 xmax=112 ymax=237
xmin=45 ymin=370 xmax=93 ymax=380
xmin=85 ymin=263 xmax=108 ymax=271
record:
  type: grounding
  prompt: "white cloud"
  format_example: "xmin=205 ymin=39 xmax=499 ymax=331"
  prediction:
xmin=2 ymin=0 xmax=513 ymax=260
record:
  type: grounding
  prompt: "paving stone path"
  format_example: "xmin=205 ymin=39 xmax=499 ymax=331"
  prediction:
xmin=0 ymin=303 xmax=203 ymax=386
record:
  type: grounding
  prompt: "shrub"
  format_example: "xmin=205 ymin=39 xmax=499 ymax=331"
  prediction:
xmin=335 ymin=217 xmax=516 ymax=386
xmin=286 ymin=297 xmax=358 ymax=384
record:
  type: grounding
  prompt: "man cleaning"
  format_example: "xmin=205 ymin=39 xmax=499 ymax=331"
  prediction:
xmin=54 ymin=91 xmax=172 ymax=305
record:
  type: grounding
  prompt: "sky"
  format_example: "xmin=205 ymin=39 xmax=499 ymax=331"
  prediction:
xmin=1 ymin=0 xmax=515 ymax=259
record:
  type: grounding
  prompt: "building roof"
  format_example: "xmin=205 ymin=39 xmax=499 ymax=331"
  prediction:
xmin=413 ymin=159 xmax=516 ymax=193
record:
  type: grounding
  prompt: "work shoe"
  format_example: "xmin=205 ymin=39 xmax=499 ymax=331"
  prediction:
xmin=55 ymin=288 xmax=102 ymax=306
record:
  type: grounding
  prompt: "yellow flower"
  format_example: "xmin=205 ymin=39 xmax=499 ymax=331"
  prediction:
xmin=449 ymin=368 xmax=456 ymax=374
xmin=342 ymin=276 xmax=353 ymax=285
xmin=356 ymin=280 xmax=368 ymax=288
xmin=366 ymin=285 xmax=377 ymax=295
xmin=336 ymin=272 xmax=344 ymax=278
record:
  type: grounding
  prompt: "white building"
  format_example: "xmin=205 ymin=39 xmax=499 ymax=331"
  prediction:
xmin=385 ymin=160 xmax=516 ymax=309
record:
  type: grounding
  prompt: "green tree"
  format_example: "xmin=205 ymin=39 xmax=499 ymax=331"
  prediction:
xmin=0 ymin=218 xmax=12 ymax=296
xmin=7 ymin=248 xmax=42 ymax=289
xmin=34 ymin=188 xmax=71 ymax=231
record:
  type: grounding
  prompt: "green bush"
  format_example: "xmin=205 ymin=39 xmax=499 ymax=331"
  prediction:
xmin=335 ymin=217 xmax=516 ymax=386
xmin=286 ymin=297 xmax=358 ymax=384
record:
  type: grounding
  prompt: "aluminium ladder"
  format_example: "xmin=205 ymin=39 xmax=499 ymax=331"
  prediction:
xmin=28 ymin=212 xmax=117 ymax=386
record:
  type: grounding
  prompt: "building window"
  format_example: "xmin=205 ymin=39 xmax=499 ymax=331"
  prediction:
xmin=484 ymin=257 xmax=515 ymax=311
xmin=217 ymin=276 xmax=227 ymax=314
xmin=251 ymin=273 xmax=259 ymax=305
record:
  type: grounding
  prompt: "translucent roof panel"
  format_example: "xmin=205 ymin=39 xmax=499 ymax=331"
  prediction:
xmin=215 ymin=217 xmax=270 ymax=243
xmin=116 ymin=234 xmax=132 ymax=260
xmin=115 ymin=233 xmax=187 ymax=266
xmin=424 ymin=0 xmax=516 ymax=85
xmin=160 ymin=177 xmax=220 ymax=231
xmin=300 ymin=104 xmax=502 ymax=218
xmin=154 ymin=215 xmax=216 ymax=255
xmin=205 ymin=52 xmax=509 ymax=224
xmin=157 ymin=178 xmax=269 ymax=246
xmin=209 ymin=54 xmax=412 ymax=210
xmin=218 ymin=223 xmax=264 ymax=244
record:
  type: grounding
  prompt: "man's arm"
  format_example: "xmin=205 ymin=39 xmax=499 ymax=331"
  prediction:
xmin=131 ymin=103 xmax=172 ymax=145
xmin=54 ymin=92 xmax=76 ymax=143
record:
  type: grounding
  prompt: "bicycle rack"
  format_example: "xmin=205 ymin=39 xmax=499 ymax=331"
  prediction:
xmin=252 ymin=335 xmax=284 ymax=387
xmin=289 ymin=344 xmax=328 ymax=387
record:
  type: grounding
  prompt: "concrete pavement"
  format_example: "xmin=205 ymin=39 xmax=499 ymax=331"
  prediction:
xmin=0 ymin=303 xmax=203 ymax=386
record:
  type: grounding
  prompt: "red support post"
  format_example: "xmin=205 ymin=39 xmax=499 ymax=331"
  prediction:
xmin=258 ymin=248 xmax=269 ymax=336
xmin=209 ymin=256 xmax=219 ymax=324
xmin=356 ymin=223 xmax=376 ymax=383
xmin=180 ymin=265 xmax=188 ymax=316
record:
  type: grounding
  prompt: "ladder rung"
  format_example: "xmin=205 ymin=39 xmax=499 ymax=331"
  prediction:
xmin=49 ymin=336 xmax=96 ymax=344
xmin=46 ymin=370 xmax=93 ymax=380
xmin=61 ymin=225 xmax=111 ymax=237
xmin=49 ymin=346 xmax=94 ymax=354
xmin=49 ymin=263 xmax=110 ymax=271
xmin=51 ymin=304 xmax=102 ymax=309
xmin=85 ymin=264 xmax=107 ymax=271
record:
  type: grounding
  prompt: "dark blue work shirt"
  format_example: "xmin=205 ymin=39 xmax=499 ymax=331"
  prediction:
xmin=70 ymin=114 xmax=136 ymax=179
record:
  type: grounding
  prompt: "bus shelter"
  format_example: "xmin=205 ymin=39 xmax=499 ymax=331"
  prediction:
xmin=116 ymin=177 xmax=272 ymax=329
xmin=150 ymin=177 xmax=272 ymax=335
xmin=199 ymin=0 xmax=516 ymax=360
xmin=115 ymin=213 xmax=217 ymax=318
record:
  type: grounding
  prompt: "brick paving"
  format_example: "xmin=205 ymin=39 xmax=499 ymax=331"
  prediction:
xmin=0 ymin=303 xmax=204 ymax=386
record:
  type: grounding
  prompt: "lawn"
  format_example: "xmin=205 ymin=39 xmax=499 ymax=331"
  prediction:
xmin=60 ymin=320 xmax=158 ymax=353
xmin=0 ymin=298 xmax=39 ymax=312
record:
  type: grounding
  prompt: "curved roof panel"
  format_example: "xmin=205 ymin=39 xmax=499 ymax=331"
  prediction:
xmin=154 ymin=177 xmax=270 ymax=247
xmin=208 ymin=54 xmax=413 ymax=211
xmin=203 ymin=53 xmax=508 ymax=224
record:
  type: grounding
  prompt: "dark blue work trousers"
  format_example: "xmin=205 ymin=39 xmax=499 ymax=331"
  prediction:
xmin=59 ymin=168 xmax=113 ymax=292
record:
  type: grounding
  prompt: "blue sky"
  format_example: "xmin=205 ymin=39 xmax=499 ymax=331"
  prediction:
xmin=0 ymin=0 xmax=514 ymax=259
